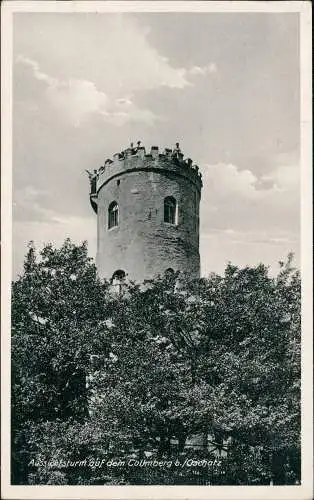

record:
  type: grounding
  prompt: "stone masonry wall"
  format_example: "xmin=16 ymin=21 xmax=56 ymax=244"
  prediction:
xmin=96 ymin=166 xmax=201 ymax=282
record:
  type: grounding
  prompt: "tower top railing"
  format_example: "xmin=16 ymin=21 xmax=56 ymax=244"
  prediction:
xmin=87 ymin=142 xmax=203 ymax=196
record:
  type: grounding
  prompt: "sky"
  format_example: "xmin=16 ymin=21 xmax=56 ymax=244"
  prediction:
xmin=12 ymin=11 xmax=300 ymax=278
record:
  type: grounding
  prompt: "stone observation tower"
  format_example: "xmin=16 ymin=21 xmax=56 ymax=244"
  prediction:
xmin=87 ymin=142 xmax=203 ymax=283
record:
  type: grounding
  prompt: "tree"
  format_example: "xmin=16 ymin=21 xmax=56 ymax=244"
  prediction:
xmin=11 ymin=239 xmax=112 ymax=482
xmin=11 ymin=241 xmax=301 ymax=485
xmin=88 ymin=260 xmax=300 ymax=484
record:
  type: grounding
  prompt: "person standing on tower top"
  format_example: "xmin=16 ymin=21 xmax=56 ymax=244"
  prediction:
xmin=173 ymin=142 xmax=181 ymax=159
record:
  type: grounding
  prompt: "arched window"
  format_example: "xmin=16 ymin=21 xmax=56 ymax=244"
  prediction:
xmin=108 ymin=201 xmax=119 ymax=229
xmin=164 ymin=196 xmax=177 ymax=225
xmin=165 ymin=268 xmax=175 ymax=277
xmin=110 ymin=269 xmax=126 ymax=295
xmin=111 ymin=269 xmax=126 ymax=284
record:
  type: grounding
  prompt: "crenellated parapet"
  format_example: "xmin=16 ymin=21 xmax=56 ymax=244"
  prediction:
xmin=87 ymin=142 xmax=202 ymax=206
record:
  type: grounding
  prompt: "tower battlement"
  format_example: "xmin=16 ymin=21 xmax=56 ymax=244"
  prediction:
xmin=88 ymin=143 xmax=202 ymax=202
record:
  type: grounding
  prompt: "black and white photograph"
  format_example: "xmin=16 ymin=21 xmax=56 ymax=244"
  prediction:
xmin=1 ymin=1 xmax=312 ymax=499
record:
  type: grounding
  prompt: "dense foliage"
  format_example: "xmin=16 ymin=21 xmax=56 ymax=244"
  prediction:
xmin=11 ymin=240 xmax=301 ymax=485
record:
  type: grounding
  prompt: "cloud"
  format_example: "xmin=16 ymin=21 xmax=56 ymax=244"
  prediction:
xmin=201 ymin=161 xmax=299 ymax=201
xmin=16 ymin=55 xmax=56 ymax=86
xmin=188 ymin=63 xmax=218 ymax=76
xmin=15 ymin=15 xmax=217 ymax=127
xmin=200 ymin=161 xmax=300 ymax=235
xmin=115 ymin=97 xmax=133 ymax=106
xmin=261 ymin=163 xmax=300 ymax=192
xmin=16 ymin=55 xmax=159 ymax=127
xmin=202 ymin=163 xmax=262 ymax=202
xmin=63 ymin=15 xmax=217 ymax=93
xmin=16 ymin=51 xmax=216 ymax=127
xmin=13 ymin=185 xmax=57 ymax=223
xmin=47 ymin=79 xmax=109 ymax=125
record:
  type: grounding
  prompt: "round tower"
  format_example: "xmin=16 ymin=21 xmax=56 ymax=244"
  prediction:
xmin=88 ymin=142 xmax=203 ymax=283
